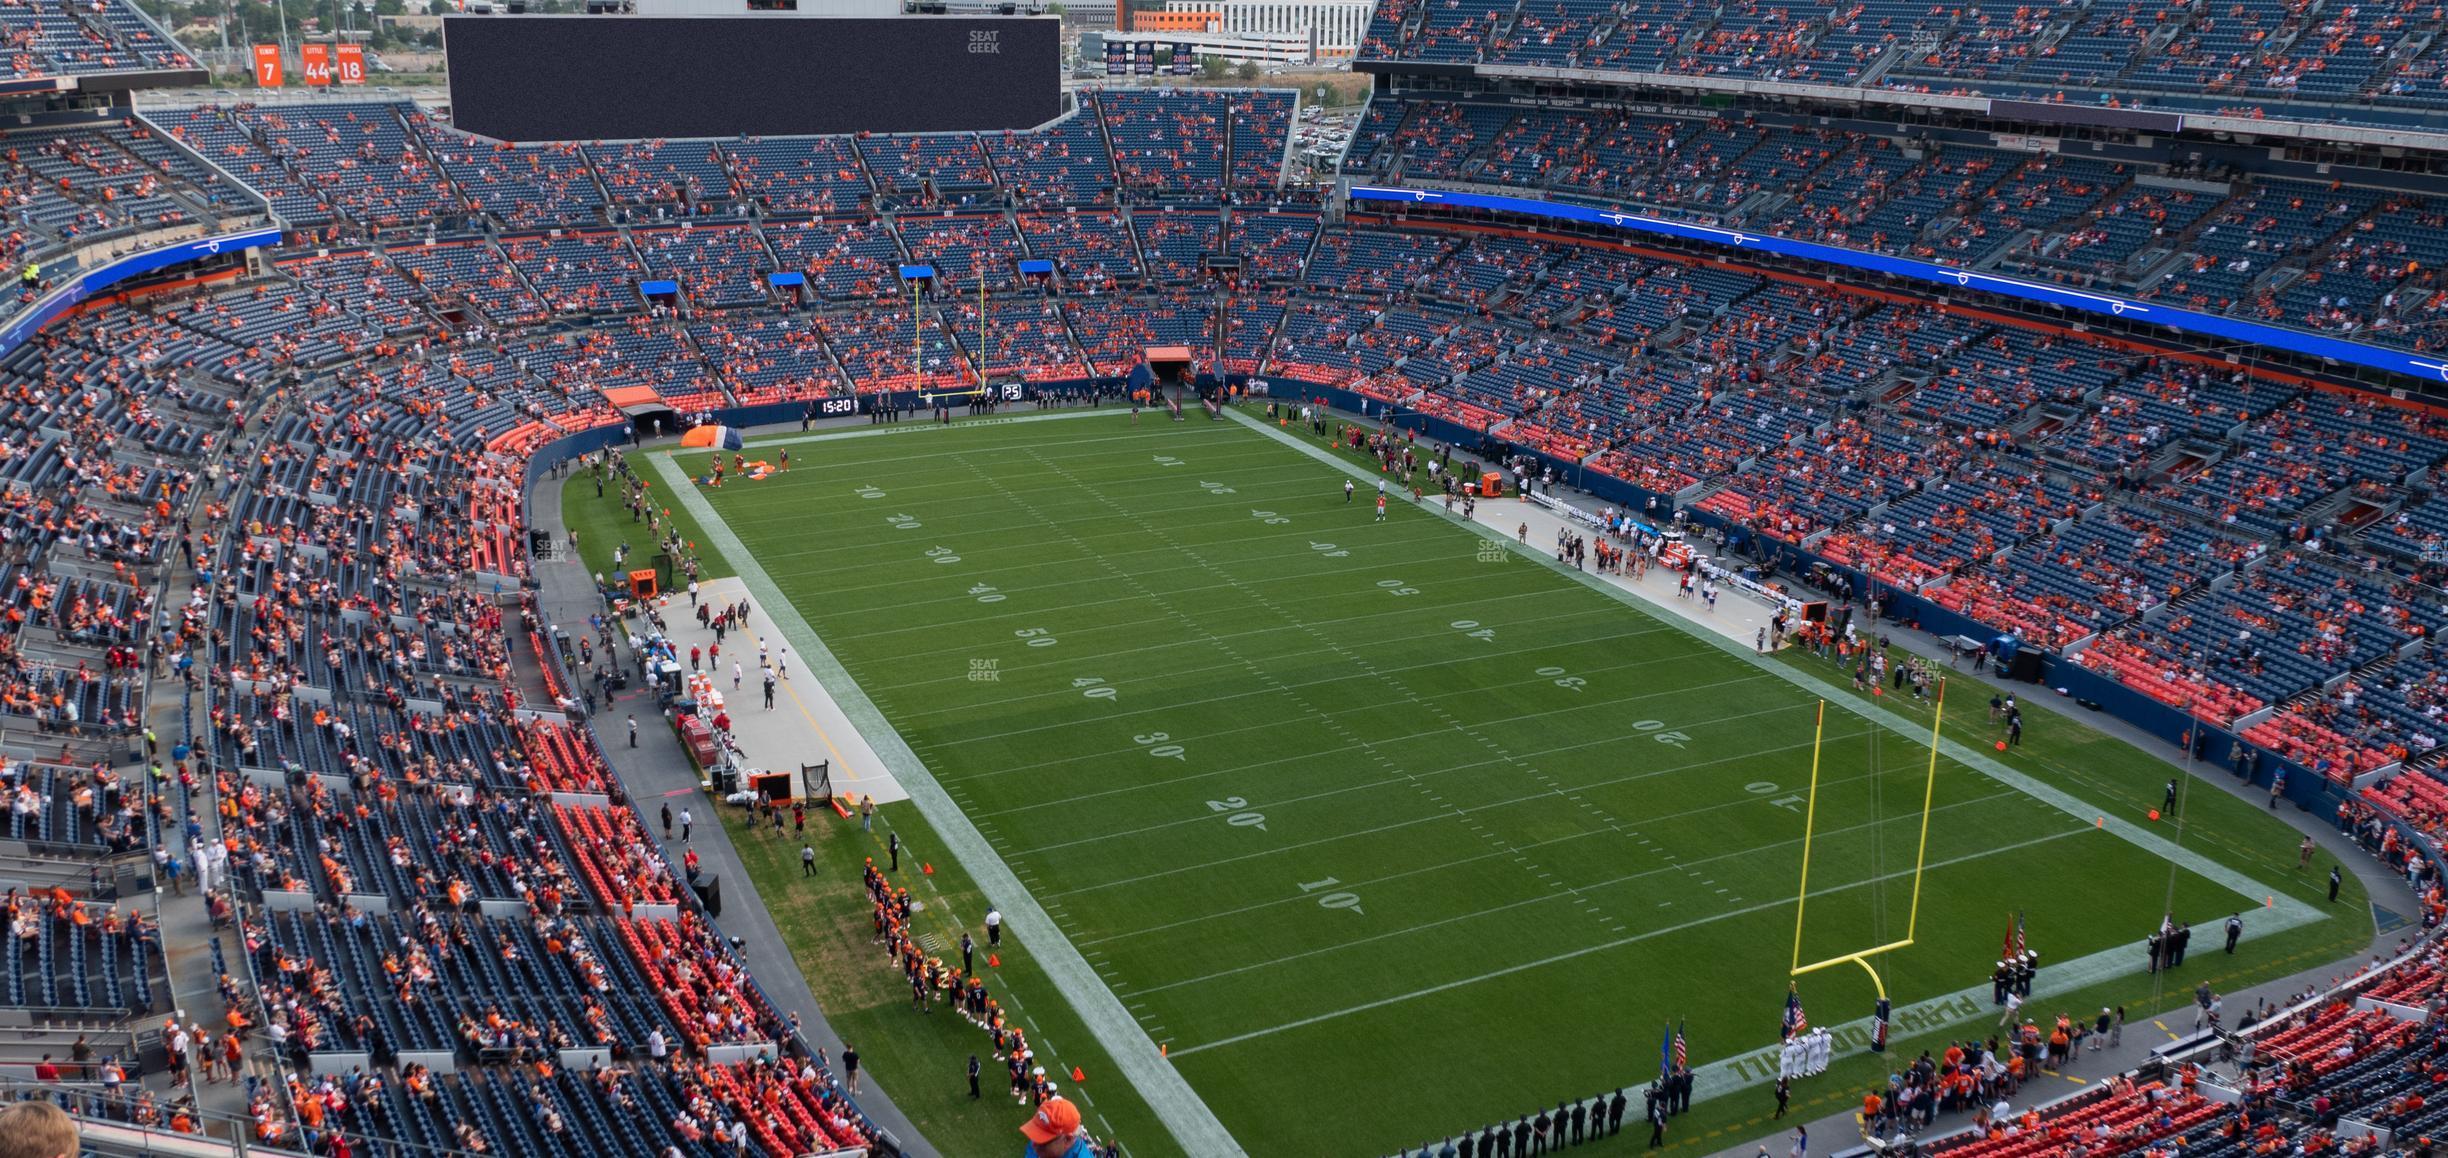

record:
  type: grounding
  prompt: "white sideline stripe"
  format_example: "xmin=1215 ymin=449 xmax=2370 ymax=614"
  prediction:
xmin=1223 ymin=409 xmax=2321 ymax=925
xmin=1168 ymin=825 xmax=2093 ymax=1058
xmin=647 ymin=448 xmax=1249 ymax=1158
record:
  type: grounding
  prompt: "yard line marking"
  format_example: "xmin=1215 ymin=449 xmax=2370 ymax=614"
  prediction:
xmin=925 ymin=641 xmax=1743 ymax=763
xmin=960 ymin=670 xmax=1790 ymax=805
xmin=825 ymin=556 xmax=1682 ymax=655
xmin=868 ymin=599 xmax=1661 ymax=698
xmin=649 ymin=449 xmax=1248 ymax=1158
xmin=754 ymin=517 xmax=1465 ymax=586
xmin=732 ymin=409 xmax=1187 ymax=453
xmin=1225 ymin=406 xmax=2322 ymax=927
xmin=970 ymin=446 xmax=1626 ymax=940
xmin=1040 ymin=724 xmax=1902 ymax=897
xmin=1067 ymin=773 xmax=2007 ymax=945
xmin=1167 ymin=827 xmax=2090 ymax=1054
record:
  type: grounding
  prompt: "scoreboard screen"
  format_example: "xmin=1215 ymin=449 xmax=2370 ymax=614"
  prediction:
xmin=446 ymin=15 xmax=1061 ymax=141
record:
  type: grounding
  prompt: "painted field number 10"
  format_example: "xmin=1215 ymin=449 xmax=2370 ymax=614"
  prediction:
xmin=1297 ymin=876 xmax=1364 ymax=914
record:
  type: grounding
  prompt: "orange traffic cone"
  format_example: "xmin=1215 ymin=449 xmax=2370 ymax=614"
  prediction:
xmin=1071 ymin=1067 xmax=1086 ymax=1083
xmin=1159 ymin=1043 xmax=1168 ymax=1058
xmin=988 ymin=953 xmax=1001 ymax=968
xmin=922 ymin=863 xmax=934 ymax=876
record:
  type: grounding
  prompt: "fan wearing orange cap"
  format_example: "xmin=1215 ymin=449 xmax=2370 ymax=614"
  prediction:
xmin=1019 ymin=1095 xmax=1095 ymax=1157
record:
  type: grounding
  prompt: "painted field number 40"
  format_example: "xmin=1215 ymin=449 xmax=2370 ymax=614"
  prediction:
xmin=1298 ymin=876 xmax=1364 ymax=915
xmin=1074 ymin=677 xmax=1117 ymax=701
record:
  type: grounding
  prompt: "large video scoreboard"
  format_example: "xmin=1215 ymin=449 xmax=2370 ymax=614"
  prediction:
xmin=446 ymin=15 xmax=1061 ymax=142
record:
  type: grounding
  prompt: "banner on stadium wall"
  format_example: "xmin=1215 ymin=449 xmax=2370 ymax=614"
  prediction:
xmin=251 ymin=44 xmax=282 ymax=87
xmin=334 ymin=43 xmax=367 ymax=84
xmin=0 ymin=226 xmax=282 ymax=358
xmin=1346 ymin=184 xmax=2448 ymax=388
xmin=300 ymin=42 xmax=331 ymax=85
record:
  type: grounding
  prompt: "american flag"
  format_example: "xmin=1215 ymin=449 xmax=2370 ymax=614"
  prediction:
xmin=1672 ymin=1021 xmax=1687 ymax=1070
xmin=1783 ymin=988 xmax=1808 ymax=1040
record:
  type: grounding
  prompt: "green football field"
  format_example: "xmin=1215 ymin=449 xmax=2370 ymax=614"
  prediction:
xmin=635 ymin=408 xmax=2368 ymax=1157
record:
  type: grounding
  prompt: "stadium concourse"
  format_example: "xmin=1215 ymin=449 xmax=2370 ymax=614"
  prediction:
xmin=15 ymin=26 xmax=2448 ymax=1158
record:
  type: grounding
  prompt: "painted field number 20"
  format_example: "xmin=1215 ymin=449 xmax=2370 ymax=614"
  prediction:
xmin=1206 ymin=796 xmax=1267 ymax=831
xmin=1297 ymin=876 xmax=1364 ymax=915
xmin=1634 ymin=719 xmax=1691 ymax=747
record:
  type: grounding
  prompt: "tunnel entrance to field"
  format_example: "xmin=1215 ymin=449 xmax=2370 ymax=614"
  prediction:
xmin=1145 ymin=344 xmax=1194 ymax=387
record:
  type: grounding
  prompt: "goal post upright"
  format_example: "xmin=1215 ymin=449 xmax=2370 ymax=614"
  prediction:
xmin=1788 ymin=681 xmax=1948 ymax=1002
xmin=1789 ymin=700 xmax=1826 ymax=977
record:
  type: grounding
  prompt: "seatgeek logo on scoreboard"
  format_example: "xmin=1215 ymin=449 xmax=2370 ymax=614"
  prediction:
xmin=969 ymin=30 xmax=1000 ymax=53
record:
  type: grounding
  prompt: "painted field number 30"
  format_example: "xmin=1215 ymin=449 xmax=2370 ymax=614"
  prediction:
xmin=1135 ymin=732 xmax=1187 ymax=760
xmin=1537 ymin=666 xmax=1586 ymax=691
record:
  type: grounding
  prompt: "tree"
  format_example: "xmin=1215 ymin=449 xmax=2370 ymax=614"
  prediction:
xmin=1233 ymin=59 xmax=1259 ymax=80
xmin=1199 ymin=54 xmax=1226 ymax=80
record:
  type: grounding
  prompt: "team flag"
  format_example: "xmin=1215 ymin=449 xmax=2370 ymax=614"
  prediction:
xmin=1782 ymin=986 xmax=1807 ymax=1041
xmin=1657 ymin=1022 xmax=1672 ymax=1078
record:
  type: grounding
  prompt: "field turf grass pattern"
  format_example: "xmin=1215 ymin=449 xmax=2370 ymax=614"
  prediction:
xmin=589 ymin=408 xmax=2368 ymax=1157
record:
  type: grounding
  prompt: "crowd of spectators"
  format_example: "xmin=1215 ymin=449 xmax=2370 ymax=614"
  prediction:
xmin=1354 ymin=0 xmax=2448 ymax=124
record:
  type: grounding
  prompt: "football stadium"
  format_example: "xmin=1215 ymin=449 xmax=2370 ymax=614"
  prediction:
xmin=12 ymin=0 xmax=2448 ymax=1156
